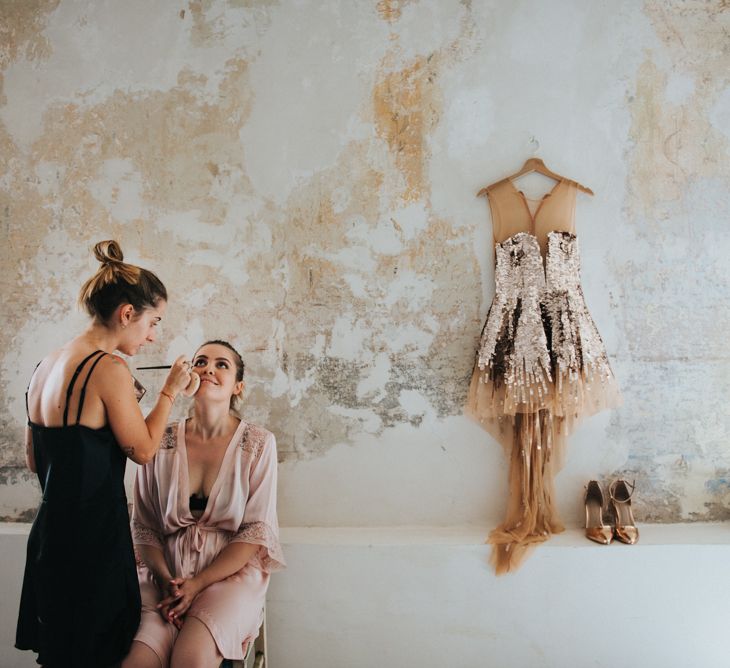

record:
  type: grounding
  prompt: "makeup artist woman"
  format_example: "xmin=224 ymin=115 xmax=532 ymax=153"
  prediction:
xmin=16 ymin=240 xmax=192 ymax=668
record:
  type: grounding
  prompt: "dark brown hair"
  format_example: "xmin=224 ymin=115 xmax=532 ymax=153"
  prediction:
xmin=195 ymin=340 xmax=245 ymax=410
xmin=78 ymin=240 xmax=167 ymax=324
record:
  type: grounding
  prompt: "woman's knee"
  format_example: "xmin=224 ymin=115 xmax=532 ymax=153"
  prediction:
xmin=170 ymin=617 xmax=222 ymax=668
xmin=121 ymin=640 xmax=164 ymax=668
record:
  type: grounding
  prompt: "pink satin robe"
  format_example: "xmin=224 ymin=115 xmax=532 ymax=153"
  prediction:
xmin=131 ymin=419 xmax=285 ymax=661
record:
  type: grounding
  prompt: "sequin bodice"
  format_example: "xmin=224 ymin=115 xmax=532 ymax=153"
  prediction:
xmin=493 ymin=231 xmax=580 ymax=295
xmin=545 ymin=232 xmax=581 ymax=293
xmin=475 ymin=228 xmax=616 ymax=415
xmin=494 ymin=232 xmax=546 ymax=297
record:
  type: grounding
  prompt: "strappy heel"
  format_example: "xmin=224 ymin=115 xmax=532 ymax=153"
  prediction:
xmin=584 ymin=480 xmax=612 ymax=545
xmin=609 ymin=479 xmax=639 ymax=544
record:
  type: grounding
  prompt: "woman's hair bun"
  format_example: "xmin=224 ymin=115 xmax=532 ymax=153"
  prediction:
xmin=79 ymin=240 xmax=167 ymax=323
xmin=93 ymin=240 xmax=124 ymax=265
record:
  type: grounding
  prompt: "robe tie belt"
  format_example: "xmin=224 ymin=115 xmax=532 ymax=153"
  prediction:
xmin=177 ymin=523 xmax=218 ymax=578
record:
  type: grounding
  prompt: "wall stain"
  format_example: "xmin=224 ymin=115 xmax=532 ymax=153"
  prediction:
xmin=188 ymin=0 xmax=277 ymax=47
xmin=375 ymin=0 xmax=414 ymax=24
xmin=0 ymin=466 xmax=37 ymax=522
xmin=611 ymin=0 xmax=730 ymax=521
xmin=227 ymin=0 xmax=279 ymax=8
xmin=627 ymin=2 xmax=730 ymax=225
xmin=373 ymin=55 xmax=443 ymax=203
xmin=262 ymin=140 xmax=480 ymax=457
xmin=0 ymin=0 xmax=59 ymax=72
xmin=188 ymin=0 xmax=217 ymax=46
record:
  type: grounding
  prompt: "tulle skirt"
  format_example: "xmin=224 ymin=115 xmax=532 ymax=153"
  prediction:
xmin=467 ymin=356 xmax=621 ymax=575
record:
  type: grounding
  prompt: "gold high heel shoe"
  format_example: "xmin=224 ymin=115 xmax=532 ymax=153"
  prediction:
xmin=584 ymin=480 xmax=612 ymax=545
xmin=609 ymin=479 xmax=639 ymax=544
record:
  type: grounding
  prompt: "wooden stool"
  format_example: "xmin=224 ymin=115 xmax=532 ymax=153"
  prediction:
xmin=221 ymin=604 xmax=267 ymax=668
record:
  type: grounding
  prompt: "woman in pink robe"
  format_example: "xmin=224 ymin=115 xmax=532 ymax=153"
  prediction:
xmin=122 ymin=340 xmax=285 ymax=668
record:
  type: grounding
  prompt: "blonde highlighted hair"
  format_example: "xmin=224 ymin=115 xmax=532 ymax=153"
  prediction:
xmin=78 ymin=240 xmax=167 ymax=324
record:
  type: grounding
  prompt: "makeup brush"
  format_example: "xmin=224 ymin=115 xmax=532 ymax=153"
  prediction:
xmin=136 ymin=363 xmax=201 ymax=396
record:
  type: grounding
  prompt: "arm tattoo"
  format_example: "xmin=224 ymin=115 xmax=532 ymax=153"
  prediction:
xmin=122 ymin=446 xmax=135 ymax=458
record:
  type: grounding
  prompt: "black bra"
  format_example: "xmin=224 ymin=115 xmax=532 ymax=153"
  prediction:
xmin=189 ymin=494 xmax=209 ymax=512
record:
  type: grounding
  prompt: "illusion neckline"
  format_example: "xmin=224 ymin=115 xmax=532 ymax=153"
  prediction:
xmin=506 ymin=178 xmax=565 ymax=230
xmin=506 ymin=177 xmax=564 ymax=203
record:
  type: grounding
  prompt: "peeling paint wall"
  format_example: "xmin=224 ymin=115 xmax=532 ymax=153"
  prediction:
xmin=1 ymin=1 xmax=728 ymax=526
xmin=609 ymin=0 xmax=730 ymax=522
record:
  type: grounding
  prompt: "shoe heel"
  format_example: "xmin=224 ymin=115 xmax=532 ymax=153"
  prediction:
xmin=584 ymin=480 xmax=612 ymax=545
xmin=609 ymin=479 xmax=639 ymax=544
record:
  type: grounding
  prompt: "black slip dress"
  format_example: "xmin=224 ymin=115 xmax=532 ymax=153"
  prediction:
xmin=16 ymin=350 xmax=141 ymax=667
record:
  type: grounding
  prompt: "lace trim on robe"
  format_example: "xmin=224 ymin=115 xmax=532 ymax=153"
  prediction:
xmin=160 ymin=424 xmax=176 ymax=450
xmin=131 ymin=519 xmax=164 ymax=550
xmin=131 ymin=425 xmax=174 ymax=549
xmin=229 ymin=521 xmax=286 ymax=573
xmin=238 ymin=422 xmax=267 ymax=459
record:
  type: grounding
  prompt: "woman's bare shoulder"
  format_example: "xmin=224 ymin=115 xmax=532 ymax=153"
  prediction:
xmin=93 ymin=353 xmax=134 ymax=382
xmin=28 ymin=346 xmax=109 ymax=391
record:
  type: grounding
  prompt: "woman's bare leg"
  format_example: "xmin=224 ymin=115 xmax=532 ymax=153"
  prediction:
xmin=121 ymin=640 xmax=164 ymax=668
xmin=170 ymin=617 xmax=223 ymax=668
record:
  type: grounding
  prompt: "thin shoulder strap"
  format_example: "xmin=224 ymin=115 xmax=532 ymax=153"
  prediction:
xmin=485 ymin=181 xmax=514 ymax=245
xmin=75 ymin=351 xmax=108 ymax=425
xmin=485 ymin=187 xmax=503 ymax=245
xmin=63 ymin=350 xmax=104 ymax=427
xmin=25 ymin=361 xmax=42 ymax=425
xmin=565 ymin=180 xmax=578 ymax=232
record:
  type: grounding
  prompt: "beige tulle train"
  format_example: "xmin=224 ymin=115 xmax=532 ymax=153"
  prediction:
xmin=467 ymin=364 xmax=620 ymax=575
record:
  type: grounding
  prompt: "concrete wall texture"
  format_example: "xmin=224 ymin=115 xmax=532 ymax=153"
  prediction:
xmin=1 ymin=0 xmax=729 ymax=527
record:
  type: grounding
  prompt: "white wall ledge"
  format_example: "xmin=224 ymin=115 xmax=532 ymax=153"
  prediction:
xmin=278 ymin=523 xmax=729 ymax=546
xmin=4 ymin=521 xmax=728 ymax=545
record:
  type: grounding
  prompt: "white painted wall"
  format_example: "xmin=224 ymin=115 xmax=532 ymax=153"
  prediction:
xmin=267 ymin=525 xmax=730 ymax=668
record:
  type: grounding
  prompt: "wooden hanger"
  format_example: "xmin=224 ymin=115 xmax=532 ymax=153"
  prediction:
xmin=477 ymin=157 xmax=594 ymax=197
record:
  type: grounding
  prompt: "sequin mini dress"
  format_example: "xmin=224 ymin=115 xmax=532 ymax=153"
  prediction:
xmin=467 ymin=178 xmax=620 ymax=574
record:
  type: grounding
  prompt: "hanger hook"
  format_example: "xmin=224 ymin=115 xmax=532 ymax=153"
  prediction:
xmin=529 ymin=135 xmax=540 ymax=155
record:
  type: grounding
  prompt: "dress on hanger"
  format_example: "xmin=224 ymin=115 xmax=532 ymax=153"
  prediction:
xmin=467 ymin=178 xmax=620 ymax=574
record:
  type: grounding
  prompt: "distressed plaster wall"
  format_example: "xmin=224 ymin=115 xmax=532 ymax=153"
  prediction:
xmin=0 ymin=0 xmax=728 ymax=527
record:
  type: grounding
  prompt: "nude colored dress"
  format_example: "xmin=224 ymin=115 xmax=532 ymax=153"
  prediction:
xmin=467 ymin=179 xmax=621 ymax=574
xmin=131 ymin=419 xmax=285 ymax=661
